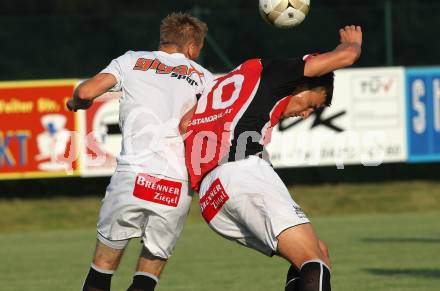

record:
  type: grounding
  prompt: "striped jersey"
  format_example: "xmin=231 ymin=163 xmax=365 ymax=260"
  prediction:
xmin=185 ymin=58 xmax=305 ymax=190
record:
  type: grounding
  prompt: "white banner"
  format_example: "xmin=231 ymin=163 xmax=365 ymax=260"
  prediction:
xmin=79 ymin=91 xmax=121 ymax=177
xmin=266 ymin=67 xmax=407 ymax=168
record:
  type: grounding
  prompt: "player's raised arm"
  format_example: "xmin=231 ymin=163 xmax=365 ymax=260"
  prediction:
xmin=304 ymin=25 xmax=362 ymax=77
xmin=66 ymin=73 xmax=117 ymax=111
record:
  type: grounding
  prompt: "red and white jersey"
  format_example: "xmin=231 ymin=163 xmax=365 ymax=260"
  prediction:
xmin=185 ymin=58 xmax=305 ymax=190
xmin=101 ymin=50 xmax=213 ymax=181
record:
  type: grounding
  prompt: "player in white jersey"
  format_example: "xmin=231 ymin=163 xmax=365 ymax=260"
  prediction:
xmin=66 ymin=13 xmax=213 ymax=291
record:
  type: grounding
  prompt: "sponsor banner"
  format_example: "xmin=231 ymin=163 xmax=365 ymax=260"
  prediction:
xmin=4 ymin=67 xmax=430 ymax=179
xmin=79 ymin=91 xmax=121 ymax=177
xmin=0 ymin=80 xmax=80 ymax=179
xmin=266 ymin=67 xmax=407 ymax=168
xmin=406 ymin=68 xmax=440 ymax=162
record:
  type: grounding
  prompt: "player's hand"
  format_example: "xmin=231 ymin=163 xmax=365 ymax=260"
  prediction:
xmin=66 ymin=97 xmax=93 ymax=111
xmin=304 ymin=25 xmax=362 ymax=76
xmin=66 ymin=98 xmax=77 ymax=112
xmin=339 ymin=25 xmax=362 ymax=47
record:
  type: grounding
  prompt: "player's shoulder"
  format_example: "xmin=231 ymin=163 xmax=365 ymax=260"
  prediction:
xmin=188 ymin=59 xmax=210 ymax=73
xmin=188 ymin=60 xmax=214 ymax=80
xmin=121 ymin=50 xmax=155 ymax=59
xmin=222 ymin=59 xmax=263 ymax=78
xmin=241 ymin=58 xmax=264 ymax=71
xmin=261 ymin=57 xmax=303 ymax=66
xmin=112 ymin=50 xmax=150 ymax=63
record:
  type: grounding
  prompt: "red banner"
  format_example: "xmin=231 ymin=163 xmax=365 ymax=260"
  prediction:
xmin=0 ymin=80 xmax=80 ymax=179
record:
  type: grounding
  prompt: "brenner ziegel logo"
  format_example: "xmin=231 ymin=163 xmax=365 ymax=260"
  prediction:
xmin=200 ymin=178 xmax=229 ymax=223
xmin=133 ymin=173 xmax=182 ymax=207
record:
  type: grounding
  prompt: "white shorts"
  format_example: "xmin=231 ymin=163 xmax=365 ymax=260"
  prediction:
xmin=199 ymin=156 xmax=310 ymax=256
xmin=97 ymin=170 xmax=192 ymax=259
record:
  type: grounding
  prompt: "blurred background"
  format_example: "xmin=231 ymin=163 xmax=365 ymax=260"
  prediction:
xmin=0 ymin=1 xmax=439 ymax=291
xmin=1 ymin=0 xmax=440 ymax=79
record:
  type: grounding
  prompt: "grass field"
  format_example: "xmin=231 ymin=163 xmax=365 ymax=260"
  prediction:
xmin=1 ymin=181 xmax=440 ymax=291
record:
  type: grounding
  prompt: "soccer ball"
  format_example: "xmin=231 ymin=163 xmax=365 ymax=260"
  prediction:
xmin=259 ymin=0 xmax=310 ymax=29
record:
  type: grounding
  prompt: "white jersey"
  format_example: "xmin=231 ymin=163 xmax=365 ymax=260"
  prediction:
xmin=101 ymin=50 xmax=213 ymax=181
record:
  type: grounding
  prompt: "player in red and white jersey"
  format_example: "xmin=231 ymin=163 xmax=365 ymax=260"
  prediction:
xmin=183 ymin=25 xmax=362 ymax=291
xmin=67 ymin=13 xmax=213 ymax=291
xmin=184 ymin=57 xmax=334 ymax=190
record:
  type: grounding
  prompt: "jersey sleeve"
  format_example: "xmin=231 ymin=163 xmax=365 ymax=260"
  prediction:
xmin=100 ymin=51 xmax=134 ymax=92
xmin=260 ymin=58 xmax=305 ymax=99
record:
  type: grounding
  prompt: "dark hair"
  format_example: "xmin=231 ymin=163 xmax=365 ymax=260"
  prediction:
xmin=160 ymin=12 xmax=208 ymax=48
xmin=297 ymin=72 xmax=335 ymax=106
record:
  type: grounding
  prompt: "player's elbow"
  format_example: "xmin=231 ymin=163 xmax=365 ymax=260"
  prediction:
xmin=75 ymin=86 xmax=96 ymax=101
xmin=179 ymin=120 xmax=188 ymax=135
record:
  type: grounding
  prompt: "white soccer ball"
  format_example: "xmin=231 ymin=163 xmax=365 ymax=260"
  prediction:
xmin=259 ymin=0 xmax=310 ymax=29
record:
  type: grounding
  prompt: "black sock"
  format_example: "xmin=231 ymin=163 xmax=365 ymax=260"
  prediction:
xmin=127 ymin=273 xmax=157 ymax=291
xmin=82 ymin=265 xmax=114 ymax=291
xmin=299 ymin=260 xmax=331 ymax=291
xmin=285 ymin=265 xmax=301 ymax=291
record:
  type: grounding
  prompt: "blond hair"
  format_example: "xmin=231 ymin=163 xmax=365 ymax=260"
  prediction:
xmin=160 ymin=12 xmax=208 ymax=48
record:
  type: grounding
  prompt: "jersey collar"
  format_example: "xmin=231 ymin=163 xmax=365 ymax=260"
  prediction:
xmin=155 ymin=50 xmax=186 ymax=59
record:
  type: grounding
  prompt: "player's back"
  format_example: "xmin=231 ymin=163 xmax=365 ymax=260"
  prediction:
xmin=102 ymin=50 xmax=213 ymax=180
xmin=186 ymin=57 xmax=306 ymax=190
xmin=185 ymin=59 xmax=264 ymax=190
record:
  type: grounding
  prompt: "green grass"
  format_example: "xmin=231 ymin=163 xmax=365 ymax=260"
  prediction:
xmin=1 ymin=181 xmax=440 ymax=233
xmin=0 ymin=212 xmax=439 ymax=291
xmin=292 ymin=180 xmax=440 ymax=215
xmin=0 ymin=181 xmax=439 ymax=290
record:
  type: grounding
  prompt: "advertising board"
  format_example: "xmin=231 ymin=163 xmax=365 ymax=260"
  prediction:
xmin=0 ymin=80 xmax=80 ymax=179
xmin=266 ymin=67 xmax=407 ymax=168
xmin=406 ymin=68 xmax=440 ymax=162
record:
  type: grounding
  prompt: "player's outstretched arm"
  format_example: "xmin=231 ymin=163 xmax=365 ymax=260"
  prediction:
xmin=66 ymin=73 xmax=117 ymax=111
xmin=304 ymin=25 xmax=362 ymax=77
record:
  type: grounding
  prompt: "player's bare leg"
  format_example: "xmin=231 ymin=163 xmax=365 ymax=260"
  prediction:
xmin=127 ymin=246 xmax=167 ymax=291
xmin=93 ymin=240 xmax=125 ymax=270
xmin=82 ymin=240 xmax=126 ymax=291
xmin=277 ymin=224 xmax=331 ymax=291
xmin=318 ymin=239 xmax=331 ymax=268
